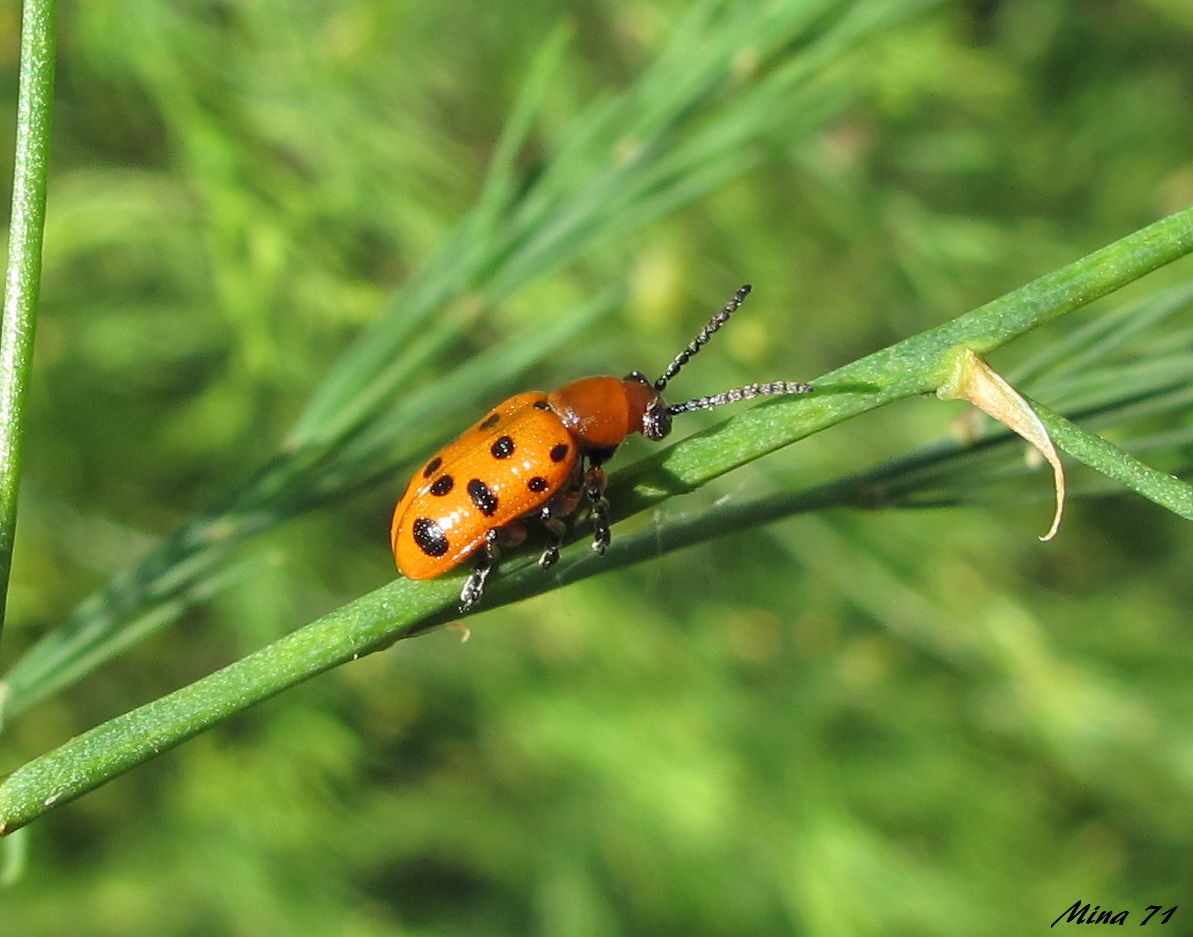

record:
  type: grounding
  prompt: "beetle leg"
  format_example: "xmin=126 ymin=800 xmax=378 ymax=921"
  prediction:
xmin=532 ymin=470 xmax=582 ymax=569
xmin=459 ymin=529 xmax=500 ymax=613
xmin=583 ymin=464 xmax=611 ymax=554
xmin=537 ymin=506 xmax=568 ymax=569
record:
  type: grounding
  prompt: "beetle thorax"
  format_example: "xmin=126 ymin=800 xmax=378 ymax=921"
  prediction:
xmin=546 ymin=375 xmax=664 ymax=449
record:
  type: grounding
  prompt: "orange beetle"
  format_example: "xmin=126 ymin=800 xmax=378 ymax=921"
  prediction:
xmin=391 ymin=285 xmax=813 ymax=612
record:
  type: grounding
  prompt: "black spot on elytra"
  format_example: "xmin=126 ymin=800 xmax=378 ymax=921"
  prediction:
xmin=490 ymin=435 xmax=515 ymax=459
xmin=549 ymin=443 xmax=569 ymax=463
xmin=480 ymin=413 xmax=500 ymax=429
xmin=528 ymin=476 xmax=549 ymax=493
xmin=423 ymin=456 xmax=442 ymax=478
xmin=468 ymin=479 xmax=499 ymax=516
xmin=412 ymin=518 xmax=449 ymax=557
xmin=533 ymin=399 xmax=550 ymax=410
xmin=429 ymin=475 xmax=454 ymax=496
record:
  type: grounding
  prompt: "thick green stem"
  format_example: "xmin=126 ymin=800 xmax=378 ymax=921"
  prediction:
xmin=0 ymin=0 xmax=56 ymax=646
xmin=2 ymin=203 xmax=1192 ymax=835
xmin=0 ymin=0 xmax=924 ymax=715
xmin=608 ymin=204 xmax=1193 ymax=515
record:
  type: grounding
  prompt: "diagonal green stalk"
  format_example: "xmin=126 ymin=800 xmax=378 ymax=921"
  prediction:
xmin=0 ymin=0 xmax=934 ymax=719
xmin=604 ymin=204 xmax=1193 ymax=516
xmin=1030 ymin=400 xmax=1193 ymax=519
xmin=0 ymin=0 xmax=55 ymax=649
xmin=2 ymin=202 xmax=1192 ymax=836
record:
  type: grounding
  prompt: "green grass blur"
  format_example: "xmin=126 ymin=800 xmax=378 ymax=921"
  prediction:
xmin=3 ymin=0 xmax=1193 ymax=934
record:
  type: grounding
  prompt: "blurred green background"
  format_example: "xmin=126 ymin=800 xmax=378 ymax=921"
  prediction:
xmin=3 ymin=0 xmax=1193 ymax=934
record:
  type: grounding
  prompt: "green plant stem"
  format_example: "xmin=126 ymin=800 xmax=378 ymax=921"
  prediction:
xmin=0 ymin=0 xmax=55 ymax=647
xmin=1032 ymin=400 xmax=1193 ymax=519
xmin=0 ymin=0 xmax=923 ymax=716
xmin=606 ymin=203 xmax=1193 ymax=516
xmin=2 ymin=203 xmax=1193 ymax=835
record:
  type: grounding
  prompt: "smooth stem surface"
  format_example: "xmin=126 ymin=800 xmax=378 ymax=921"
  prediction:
xmin=0 ymin=0 xmax=911 ymax=719
xmin=2 ymin=203 xmax=1193 ymax=835
xmin=1032 ymin=400 xmax=1193 ymax=520
xmin=608 ymin=203 xmax=1193 ymax=515
xmin=0 ymin=0 xmax=55 ymax=645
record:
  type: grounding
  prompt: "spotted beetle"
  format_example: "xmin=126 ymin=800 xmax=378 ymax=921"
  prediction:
xmin=391 ymin=285 xmax=813 ymax=612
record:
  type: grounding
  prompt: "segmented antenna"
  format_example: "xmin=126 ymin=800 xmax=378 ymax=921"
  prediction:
xmin=654 ymin=284 xmax=813 ymax=415
xmin=654 ymin=284 xmax=753 ymax=392
xmin=666 ymin=380 xmax=813 ymax=416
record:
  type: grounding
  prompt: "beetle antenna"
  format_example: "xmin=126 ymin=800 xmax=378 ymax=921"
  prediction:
xmin=654 ymin=284 xmax=753 ymax=392
xmin=666 ymin=380 xmax=812 ymax=416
